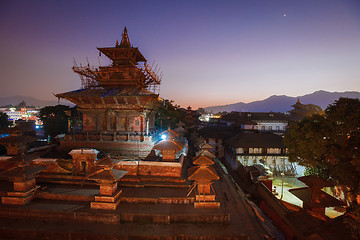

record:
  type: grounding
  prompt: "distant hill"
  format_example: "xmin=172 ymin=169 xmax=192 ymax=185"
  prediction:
xmin=204 ymin=90 xmax=360 ymax=113
xmin=0 ymin=96 xmax=73 ymax=108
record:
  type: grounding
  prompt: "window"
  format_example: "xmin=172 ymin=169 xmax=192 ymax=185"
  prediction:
xmin=80 ymin=161 xmax=87 ymax=172
xmin=261 ymin=126 xmax=265 ymax=130
xmin=269 ymin=126 xmax=272 ymax=130
xmin=236 ymin=148 xmax=244 ymax=154
xmin=276 ymin=126 xmax=280 ymax=131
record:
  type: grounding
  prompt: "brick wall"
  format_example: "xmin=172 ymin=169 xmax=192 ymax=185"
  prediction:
xmin=115 ymin=161 xmax=182 ymax=177
xmin=60 ymin=140 xmax=154 ymax=158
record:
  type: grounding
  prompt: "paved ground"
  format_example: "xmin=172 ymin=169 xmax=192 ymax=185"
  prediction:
xmin=0 ymin=160 xmax=279 ymax=239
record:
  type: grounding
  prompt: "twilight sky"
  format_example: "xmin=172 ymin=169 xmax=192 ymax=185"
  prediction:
xmin=0 ymin=0 xmax=359 ymax=109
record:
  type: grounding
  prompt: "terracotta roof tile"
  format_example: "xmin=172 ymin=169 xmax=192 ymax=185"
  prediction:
xmin=195 ymin=150 xmax=215 ymax=158
xmin=159 ymin=129 xmax=179 ymax=140
xmin=56 ymin=87 xmax=155 ymax=98
xmin=0 ymin=165 xmax=46 ymax=180
xmin=96 ymin=156 xmax=121 ymax=168
xmin=188 ymin=166 xmax=219 ymax=181
xmin=193 ymin=155 xmax=214 ymax=166
xmin=297 ymin=175 xmax=333 ymax=188
xmin=153 ymin=140 xmax=184 ymax=151
xmin=88 ymin=168 xmax=127 ymax=182
xmin=289 ymin=187 xmax=345 ymax=208
xmin=199 ymin=142 xmax=213 ymax=150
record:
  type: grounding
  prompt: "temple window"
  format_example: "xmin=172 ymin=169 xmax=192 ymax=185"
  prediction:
xmin=236 ymin=148 xmax=244 ymax=154
xmin=80 ymin=161 xmax=87 ymax=172
xmin=253 ymin=148 xmax=261 ymax=153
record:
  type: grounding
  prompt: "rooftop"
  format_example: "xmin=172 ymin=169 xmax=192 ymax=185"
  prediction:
xmin=225 ymin=132 xmax=285 ymax=148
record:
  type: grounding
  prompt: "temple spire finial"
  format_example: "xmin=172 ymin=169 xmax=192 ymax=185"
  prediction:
xmin=119 ymin=26 xmax=131 ymax=48
xmin=296 ymin=98 xmax=301 ymax=104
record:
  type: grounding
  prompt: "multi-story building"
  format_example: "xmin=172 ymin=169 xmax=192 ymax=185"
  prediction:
xmin=238 ymin=112 xmax=289 ymax=132
xmin=224 ymin=132 xmax=296 ymax=176
xmin=198 ymin=126 xmax=239 ymax=158
xmin=0 ymin=107 xmax=40 ymax=125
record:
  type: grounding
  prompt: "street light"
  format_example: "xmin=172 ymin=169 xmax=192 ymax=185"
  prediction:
xmin=280 ymin=156 xmax=285 ymax=200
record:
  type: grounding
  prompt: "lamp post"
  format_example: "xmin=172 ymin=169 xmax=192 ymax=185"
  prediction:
xmin=280 ymin=156 xmax=285 ymax=200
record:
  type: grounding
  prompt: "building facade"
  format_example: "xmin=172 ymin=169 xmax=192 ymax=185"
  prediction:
xmin=224 ymin=132 xmax=296 ymax=176
xmin=238 ymin=112 xmax=289 ymax=132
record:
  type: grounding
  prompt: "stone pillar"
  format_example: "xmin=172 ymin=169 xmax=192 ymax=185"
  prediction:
xmin=13 ymin=178 xmax=36 ymax=192
xmin=91 ymin=181 xmax=122 ymax=210
xmin=96 ymin=114 xmax=102 ymax=131
xmin=140 ymin=115 xmax=144 ymax=133
xmin=2 ymin=178 xmax=38 ymax=205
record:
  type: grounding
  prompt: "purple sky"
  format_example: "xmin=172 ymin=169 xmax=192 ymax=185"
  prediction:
xmin=0 ymin=0 xmax=359 ymax=109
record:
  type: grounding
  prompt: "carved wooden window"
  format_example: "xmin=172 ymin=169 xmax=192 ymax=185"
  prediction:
xmin=80 ymin=161 xmax=87 ymax=172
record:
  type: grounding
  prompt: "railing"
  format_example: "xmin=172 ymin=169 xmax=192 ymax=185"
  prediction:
xmin=65 ymin=131 xmax=156 ymax=142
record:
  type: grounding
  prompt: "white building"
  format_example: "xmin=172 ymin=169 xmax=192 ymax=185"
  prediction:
xmin=224 ymin=132 xmax=296 ymax=176
xmin=239 ymin=112 xmax=289 ymax=132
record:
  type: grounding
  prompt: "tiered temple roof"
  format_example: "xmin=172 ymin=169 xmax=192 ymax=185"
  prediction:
xmin=195 ymin=149 xmax=216 ymax=159
xmin=95 ymin=155 xmax=121 ymax=169
xmin=88 ymin=168 xmax=127 ymax=182
xmin=159 ymin=128 xmax=179 ymax=140
xmin=193 ymin=155 xmax=214 ymax=166
xmin=0 ymin=155 xmax=45 ymax=181
xmin=188 ymin=165 xmax=219 ymax=182
xmin=153 ymin=140 xmax=184 ymax=152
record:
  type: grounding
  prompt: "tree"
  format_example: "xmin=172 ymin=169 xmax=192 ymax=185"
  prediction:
xmin=304 ymin=103 xmax=324 ymax=116
xmin=289 ymin=101 xmax=323 ymax=120
xmin=0 ymin=112 xmax=11 ymax=130
xmin=39 ymin=105 xmax=70 ymax=142
xmin=153 ymin=99 xmax=184 ymax=130
xmin=197 ymin=108 xmax=206 ymax=115
xmin=285 ymin=97 xmax=360 ymax=201
xmin=285 ymin=98 xmax=360 ymax=235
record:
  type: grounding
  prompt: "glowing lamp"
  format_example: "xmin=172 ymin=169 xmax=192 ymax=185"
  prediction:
xmin=160 ymin=134 xmax=167 ymax=140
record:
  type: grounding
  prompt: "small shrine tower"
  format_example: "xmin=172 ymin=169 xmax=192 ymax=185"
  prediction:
xmin=187 ymin=143 xmax=220 ymax=208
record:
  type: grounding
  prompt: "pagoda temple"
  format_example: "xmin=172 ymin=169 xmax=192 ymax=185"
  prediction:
xmin=56 ymin=28 xmax=161 ymax=158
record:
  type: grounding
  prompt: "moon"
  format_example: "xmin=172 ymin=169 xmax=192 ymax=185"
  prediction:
xmin=283 ymin=13 xmax=287 ymax=17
